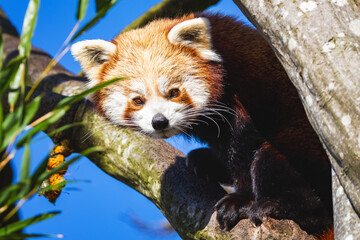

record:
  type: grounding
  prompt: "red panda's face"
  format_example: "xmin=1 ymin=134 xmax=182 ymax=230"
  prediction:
xmin=72 ymin=16 xmax=223 ymax=138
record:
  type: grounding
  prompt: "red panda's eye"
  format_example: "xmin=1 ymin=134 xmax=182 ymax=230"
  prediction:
xmin=169 ymin=89 xmax=180 ymax=99
xmin=133 ymin=97 xmax=144 ymax=106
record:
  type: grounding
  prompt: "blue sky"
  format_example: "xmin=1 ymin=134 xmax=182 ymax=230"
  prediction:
xmin=1 ymin=1 xmax=249 ymax=239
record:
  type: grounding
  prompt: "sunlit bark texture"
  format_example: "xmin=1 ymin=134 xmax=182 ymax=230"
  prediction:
xmin=232 ymin=0 xmax=360 ymax=239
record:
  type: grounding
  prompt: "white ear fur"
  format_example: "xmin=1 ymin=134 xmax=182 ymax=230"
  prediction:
xmin=167 ymin=18 xmax=222 ymax=62
xmin=71 ymin=40 xmax=116 ymax=86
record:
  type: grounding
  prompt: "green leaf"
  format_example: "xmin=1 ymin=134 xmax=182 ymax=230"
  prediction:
xmin=38 ymin=180 xmax=72 ymax=194
xmin=29 ymin=156 xmax=49 ymax=187
xmin=8 ymin=0 xmax=39 ymax=109
xmin=36 ymin=155 xmax=79 ymax=185
xmin=0 ymin=102 xmax=3 ymax=149
xmin=71 ymin=0 xmax=118 ymax=42
xmin=1 ymin=96 xmax=42 ymax=152
xmin=79 ymin=146 xmax=104 ymax=156
xmin=1 ymin=110 xmax=22 ymax=153
xmin=20 ymin=144 xmax=31 ymax=182
xmin=7 ymin=61 xmax=26 ymax=111
xmin=16 ymin=107 xmax=68 ymax=149
xmin=95 ymin=0 xmax=111 ymax=12
xmin=0 ymin=212 xmax=60 ymax=236
xmin=0 ymin=184 xmax=23 ymax=207
xmin=0 ymin=233 xmax=63 ymax=239
xmin=0 ymin=56 xmax=25 ymax=96
xmin=22 ymin=95 xmax=42 ymax=127
xmin=47 ymin=122 xmax=84 ymax=137
xmin=18 ymin=0 xmax=40 ymax=58
xmin=56 ymin=77 xmax=124 ymax=109
xmin=76 ymin=0 xmax=89 ymax=21
xmin=35 ymin=147 xmax=102 ymax=186
xmin=0 ymin=27 xmax=3 ymax=70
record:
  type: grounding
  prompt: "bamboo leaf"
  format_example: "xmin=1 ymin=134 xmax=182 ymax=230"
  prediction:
xmin=0 ymin=56 xmax=25 ymax=96
xmin=20 ymin=144 xmax=31 ymax=182
xmin=0 ymin=184 xmax=23 ymax=207
xmin=8 ymin=0 xmax=40 ymax=109
xmin=22 ymin=95 xmax=42 ymax=127
xmin=36 ymin=155 xmax=82 ymax=185
xmin=1 ymin=96 xmax=42 ymax=152
xmin=36 ymin=158 xmax=76 ymax=185
xmin=71 ymin=0 xmax=118 ymax=42
xmin=76 ymin=0 xmax=89 ymax=21
xmin=47 ymin=122 xmax=84 ymax=137
xmin=55 ymin=77 xmax=124 ymax=109
xmin=95 ymin=0 xmax=111 ymax=12
xmin=0 ymin=27 xmax=3 ymax=70
xmin=16 ymin=107 xmax=68 ymax=149
xmin=35 ymin=147 xmax=102 ymax=186
xmin=29 ymin=156 xmax=48 ymax=187
xmin=18 ymin=0 xmax=40 ymax=57
xmin=0 ymin=212 xmax=60 ymax=236
xmin=0 ymin=102 xmax=3 ymax=149
xmin=7 ymin=63 xmax=25 ymax=111
xmin=1 ymin=111 xmax=21 ymax=153
xmin=79 ymin=146 xmax=104 ymax=156
xmin=38 ymin=180 xmax=74 ymax=194
xmin=0 ymin=233 xmax=63 ymax=239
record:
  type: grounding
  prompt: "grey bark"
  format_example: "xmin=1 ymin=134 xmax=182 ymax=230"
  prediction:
xmin=232 ymin=0 xmax=360 ymax=239
xmin=1 ymin=5 xmax=316 ymax=240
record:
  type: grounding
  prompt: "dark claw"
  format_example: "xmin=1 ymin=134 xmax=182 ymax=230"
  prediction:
xmin=215 ymin=193 xmax=252 ymax=231
xmin=250 ymin=215 xmax=263 ymax=227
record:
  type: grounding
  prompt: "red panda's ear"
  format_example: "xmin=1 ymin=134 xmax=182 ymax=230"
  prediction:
xmin=167 ymin=17 xmax=222 ymax=62
xmin=71 ymin=40 xmax=116 ymax=86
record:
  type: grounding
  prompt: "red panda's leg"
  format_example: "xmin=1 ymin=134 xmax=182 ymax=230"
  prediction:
xmin=214 ymin=115 xmax=263 ymax=230
xmin=214 ymin=167 xmax=255 ymax=230
xmin=186 ymin=148 xmax=232 ymax=184
xmin=248 ymin=142 xmax=332 ymax=234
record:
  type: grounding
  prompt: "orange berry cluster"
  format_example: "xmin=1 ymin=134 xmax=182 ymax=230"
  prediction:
xmin=41 ymin=142 xmax=72 ymax=204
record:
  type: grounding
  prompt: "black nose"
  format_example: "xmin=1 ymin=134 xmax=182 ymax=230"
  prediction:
xmin=152 ymin=113 xmax=169 ymax=130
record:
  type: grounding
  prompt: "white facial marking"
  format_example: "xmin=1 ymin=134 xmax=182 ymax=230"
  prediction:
xmin=158 ymin=76 xmax=170 ymax=95
xmin=129 ymin=81 xmax=147 ymax=96
xmin=132 ymin=97 xmax=185 ymax=138
xmin=183 ymin=75 xmax=209 ymax=107
xmin=102 ymin=90 xmax=127 ymax=125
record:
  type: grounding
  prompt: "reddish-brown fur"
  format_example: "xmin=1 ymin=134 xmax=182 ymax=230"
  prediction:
xmin=84 ymin=13 xmax=332 ymax=235
xmin=201 ymin=13 xmax=331 ymax=205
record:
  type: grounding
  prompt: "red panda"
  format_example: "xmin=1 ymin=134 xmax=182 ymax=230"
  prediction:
xmin=71 ymin=13 xmax=333 ymax=236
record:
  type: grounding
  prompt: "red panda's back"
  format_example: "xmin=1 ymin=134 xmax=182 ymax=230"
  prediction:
xmin=202 ymin=13 xmax=331 ymax=211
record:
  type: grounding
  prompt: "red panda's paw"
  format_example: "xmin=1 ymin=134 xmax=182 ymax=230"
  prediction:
xmin=247 ymin=197 xmax=333 ymax=235
xmin=246 ymin=198 xmax=283 ymax=227
xmin=186 ymin=148 xmax=231 ymax=184
xmin=214 ymin=193 xmax=253 ymax=231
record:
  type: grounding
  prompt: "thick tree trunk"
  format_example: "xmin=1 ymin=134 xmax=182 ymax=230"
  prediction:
xmin=232 ymin=0 xmax=360 ymax=239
